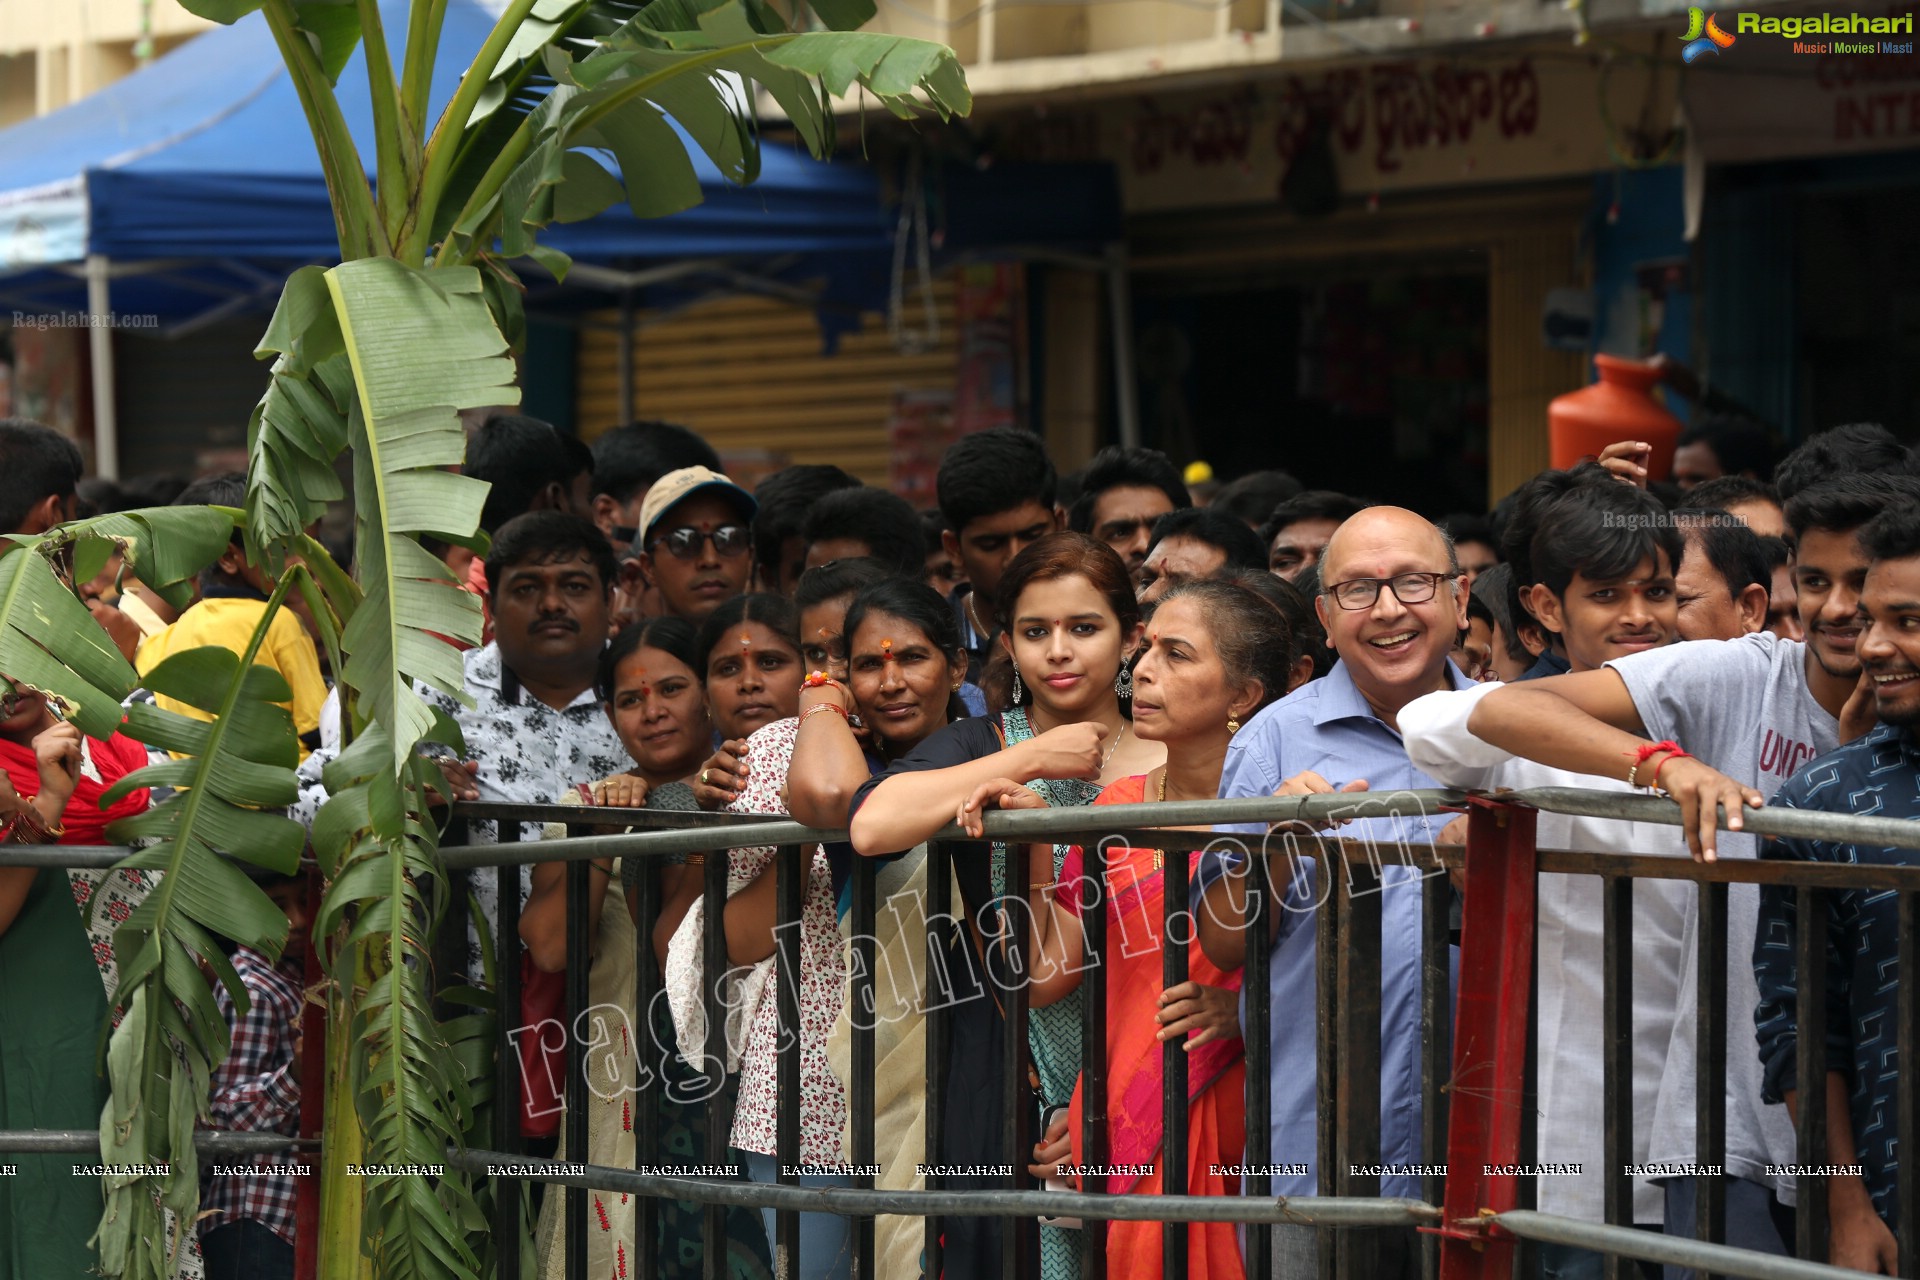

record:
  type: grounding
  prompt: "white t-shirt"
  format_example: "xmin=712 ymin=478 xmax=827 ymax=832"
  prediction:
xmin=1402 ymin=681 xmax=1689 ymax=1223
xmin=1606 ymin=632 xmax=1838 ymax=1201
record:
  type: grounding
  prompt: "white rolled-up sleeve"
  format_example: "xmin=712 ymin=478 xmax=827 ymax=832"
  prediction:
xmin=1399 ymin=682 xmax=1507 ymax=789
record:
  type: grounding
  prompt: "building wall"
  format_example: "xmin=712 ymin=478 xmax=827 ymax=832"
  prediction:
xmin=0 ymin=0 xmax=209 ymax=123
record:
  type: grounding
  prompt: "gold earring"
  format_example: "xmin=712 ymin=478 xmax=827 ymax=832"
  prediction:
xmin=1226 ymin=716 xmax=1241 ymax=736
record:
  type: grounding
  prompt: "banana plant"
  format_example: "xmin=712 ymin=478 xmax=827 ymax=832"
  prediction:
xmin=46 ymin=1 xmax=971 ymax=1277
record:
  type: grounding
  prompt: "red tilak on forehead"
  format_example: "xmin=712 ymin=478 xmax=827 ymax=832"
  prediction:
xmin=881 ymin=638 xmax=896 ymax=662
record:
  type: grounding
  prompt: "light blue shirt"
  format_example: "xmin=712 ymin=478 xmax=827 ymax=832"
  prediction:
xmin=1195 ymin=658 xmax=1467 ymax=1198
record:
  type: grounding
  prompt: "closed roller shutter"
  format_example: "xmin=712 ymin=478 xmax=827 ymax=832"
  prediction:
xmin=575 ymin=285 xmax=958 ymax=485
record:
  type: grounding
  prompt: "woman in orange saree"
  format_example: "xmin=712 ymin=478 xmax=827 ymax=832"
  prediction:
xmin=959 ymin=580 xmax=1302 ymax=1280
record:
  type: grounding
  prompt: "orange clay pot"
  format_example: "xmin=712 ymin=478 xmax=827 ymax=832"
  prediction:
xmin=1548 ymin=354 xmax=1682 ymax=481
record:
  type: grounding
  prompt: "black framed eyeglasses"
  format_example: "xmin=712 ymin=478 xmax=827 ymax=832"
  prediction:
xmin=649 ymin=524 xmax=751 ymax=560
xmin=1324 ymin=571 xmax=1458 ymax=611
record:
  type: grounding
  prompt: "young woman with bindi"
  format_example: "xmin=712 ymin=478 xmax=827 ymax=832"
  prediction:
xmin=689 ymin=594 xmax=806 ymax=811
xmin=521 ymin=617 xmax=774 ymax=1280
xmin=966 ymin=580 xmax=1294 ymax=1279
xmin=846 ymin=532 xmax=1164 ymax=1279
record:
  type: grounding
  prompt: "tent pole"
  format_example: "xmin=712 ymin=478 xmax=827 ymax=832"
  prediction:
xmin=1105 ymin=243 xmax=1140 ymax=450
xmin=617 ymin=292 xmax=635 ymax=425
xmin=84 ymin=253 xmax=120 ymax=480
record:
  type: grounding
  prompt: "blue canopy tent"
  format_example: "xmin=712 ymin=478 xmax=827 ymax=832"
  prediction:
xmin=0 ymin=0 xmax=1124 ymax=475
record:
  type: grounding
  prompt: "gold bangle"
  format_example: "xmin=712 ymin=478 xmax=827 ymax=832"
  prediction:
xmin=685 ymin=852 xmax=707 ymax=867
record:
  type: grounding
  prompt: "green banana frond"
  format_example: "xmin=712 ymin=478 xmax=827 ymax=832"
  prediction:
xmin=326 ymin=257 xmax=503 ymax=769
xmin=314 ymin=724 xmax=486 ymax=1280
xmin=438 ymin=0 xmax=966 ymax=270
xmin=0 ymin=531 xmax=138 ymax=739
xmin=91 ymin=593 xmax=308 ymax=1280
xmin=247 ymin=267 xmax=353 ymax=556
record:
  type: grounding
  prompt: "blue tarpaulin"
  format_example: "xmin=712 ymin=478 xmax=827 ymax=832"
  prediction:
xmin=0 ymin=0 xmax=1118 ymax=317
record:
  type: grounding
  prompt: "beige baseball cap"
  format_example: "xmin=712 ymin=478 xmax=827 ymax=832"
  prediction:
xmin=636 ymin=465 xmax=757 ymax=547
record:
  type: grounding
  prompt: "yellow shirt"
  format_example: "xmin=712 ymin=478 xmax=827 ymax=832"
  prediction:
xmin=136 ymin=596 xmax=328 ymax=758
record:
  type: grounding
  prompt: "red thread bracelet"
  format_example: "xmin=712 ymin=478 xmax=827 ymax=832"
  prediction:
xmin=1627 ymin=739 xmax=1682 ymax=788
xmin=801 ymin=702 xmax=849 ymax=725
xmin=1648 ymin=748 xmax=1690 ymax=792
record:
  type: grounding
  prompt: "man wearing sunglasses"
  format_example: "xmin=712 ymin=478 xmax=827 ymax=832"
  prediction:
xmin=634 ymin=466 xmax=757 ymax=623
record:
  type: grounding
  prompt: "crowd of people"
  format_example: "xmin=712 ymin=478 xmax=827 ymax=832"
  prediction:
xmin=0 ymin=406 xmax=1914 ymax=1280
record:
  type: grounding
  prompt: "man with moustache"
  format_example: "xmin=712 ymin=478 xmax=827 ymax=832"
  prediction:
xmin=1754 ymin=502 xmax=1920 ymax=1275
xmin=293 ymin=512 xmax=629 ymax=979
xmin=1194 ymin=505 xmax=1471 ymax=1280
xmin=1464 ymin=472 xmax=1920 ymax=1266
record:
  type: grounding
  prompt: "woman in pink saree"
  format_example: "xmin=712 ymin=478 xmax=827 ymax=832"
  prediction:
xmin=960 ymin=580 xmax=1302 ymax=1279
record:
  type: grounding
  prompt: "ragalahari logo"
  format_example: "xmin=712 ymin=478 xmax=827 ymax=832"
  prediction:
xmin=1680 ymin=6 xmax=1737 ymax=60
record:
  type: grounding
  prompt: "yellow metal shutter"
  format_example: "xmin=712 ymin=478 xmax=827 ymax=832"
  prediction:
xmin=575 ymin=286 xmax=959 ymax=486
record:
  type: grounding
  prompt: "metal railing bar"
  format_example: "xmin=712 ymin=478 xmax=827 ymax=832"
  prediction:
xmin=1416 ymin=871 xmax=1449 ymax=1280
xmin=1162 ymin=841 xmax=1190 ymax=1280
xmin=1001 ymin=840 xmax=1035 ymax=1277
xmin=1899 ymin=891 xmax=1918 ymax=1280
xmin=1314 ymin=857 xmax=1337 ymax=1280
xmin=497 ymin=818 xmax=525 ymax=1280
xmin=1333 ymin=856 xmax=1383 ymax=1280
xmin=633 ymin=852 xmax=662 ymax=1280
xmin=1793 ymin=884 xmax=1830 ymax=1264
xmin=700 ymin=845 xmax=730 ymax=1280
xmin=1081 ymin=839 xmax=1110 ymax=1280
xmin=774 ymin=844 xmax=805 ymax=1279
xmin=923 ymin=841 xmax=950 ymax=1280
xmin=564 ymin=858 xmax=590 ymax=1280
xmin=1696 ymin=881 xmax=1729 ymax=1280
xmin=0 ymin=1130 xmax=317 ymax=1154
xmin=848 ymin=852 xmax=877 ymax=1280
xmin=445 ymin=1149 xmax=1442 ymax=1223
xmin=1490 ymin=1209 xmax=1877 ymax=1279
xmin=1601 ymin=875 xmax=1634 ymax=1280
xmin=1243 ymin=850 xmax=1273 ymax=1280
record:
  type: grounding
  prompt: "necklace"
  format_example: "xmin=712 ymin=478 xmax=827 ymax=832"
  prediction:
xmin=964 ymin=591 xmax=992 ymax=641
xmin=1101 ymin=723 xmax=1127 ymax=771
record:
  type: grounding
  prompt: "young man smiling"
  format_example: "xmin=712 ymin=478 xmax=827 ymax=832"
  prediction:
xmin=1755 ymin=502 xmax=1920 ymax=1275
xmin=1404 ymin=482 xmax=1694 ymax=1275
xmin=1464 ymin=472 xmax=1920 ymax=1264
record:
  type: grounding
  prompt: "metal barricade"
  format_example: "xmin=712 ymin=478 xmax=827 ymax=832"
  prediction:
xmin=2 ymin=787 xmax=1918 ymax=1280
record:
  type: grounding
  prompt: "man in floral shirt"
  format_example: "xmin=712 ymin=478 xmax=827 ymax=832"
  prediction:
xmin=294 ymin=512 xmax=631 ymax=979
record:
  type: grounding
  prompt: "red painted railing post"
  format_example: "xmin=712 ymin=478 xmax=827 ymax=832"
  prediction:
xmin=1434 ymin=795 xmax=1537 ymax=1280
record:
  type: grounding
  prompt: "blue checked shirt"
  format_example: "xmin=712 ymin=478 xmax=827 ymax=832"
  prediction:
xmin=1754 ymin=721 xmax=1920 ymax=1232
xmin=1194 ymin=658 xmax=1467 ymax=1199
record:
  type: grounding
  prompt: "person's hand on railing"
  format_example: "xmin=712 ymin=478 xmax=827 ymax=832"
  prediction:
xmin=1267 ymin=770 xmax=1369 ymax=835
xmin=956 ymin=777 xmax=1047 ymax=839
xmin=427 ymin=757 xmax=480 ymax=807
xmin=1014 ymin=722 xmax=1107 ymax=784
xmin=1651 ymin=755 xmax=1763 ymax=862
xmin=1435 ymin=813 xmax=1470 ymax=893
xmin=587 ymin=772 xmax=651 ymax=809
xmin=1027 ymin=1106 xmax=1075 ymax=1185
xmin=1593 ymin=440 xmax=1653 ymax=489
xmin=694 ymin=740 xmax=748 ymax=810
xmin=1839 ymin=670 xmax=1879 ymax=745
xmin=1156 ymin=980 xmax=1240 ymax=1050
